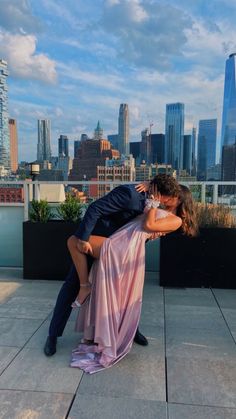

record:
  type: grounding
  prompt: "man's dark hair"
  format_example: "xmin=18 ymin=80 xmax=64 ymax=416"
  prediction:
xmin=150 ymin=174 xmax=180 ymax=197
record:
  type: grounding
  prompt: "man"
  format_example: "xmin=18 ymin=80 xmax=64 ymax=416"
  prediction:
xmin=44 ymin=174 xmax=180 ymax=356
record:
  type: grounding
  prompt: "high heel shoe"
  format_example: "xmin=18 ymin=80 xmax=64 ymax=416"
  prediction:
xmin=71 ymin=282 xmax=91 ymax=308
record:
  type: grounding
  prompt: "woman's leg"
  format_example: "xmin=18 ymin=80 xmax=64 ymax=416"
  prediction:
xmin=67 ymin=235 xmax=106 ymax=305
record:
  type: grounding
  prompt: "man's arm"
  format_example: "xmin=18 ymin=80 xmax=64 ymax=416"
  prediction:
xmin=74 ymin=185 xmax=133 ymax=242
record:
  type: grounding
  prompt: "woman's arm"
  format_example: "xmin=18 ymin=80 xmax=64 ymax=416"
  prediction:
xmin=143 ymin=208 xmax=182 ymax=233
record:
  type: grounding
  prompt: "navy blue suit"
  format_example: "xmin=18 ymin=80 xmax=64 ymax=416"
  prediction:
xmin=49 ymin=185 xmax=146 ymax=337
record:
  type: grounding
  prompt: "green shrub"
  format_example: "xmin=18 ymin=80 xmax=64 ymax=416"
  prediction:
xmin=29 ymin=199 xmax=52 ymax=223
xmin=56 ymin=193 xmax=83 ymax=223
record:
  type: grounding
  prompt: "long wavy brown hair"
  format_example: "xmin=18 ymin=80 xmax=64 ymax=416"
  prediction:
xmin=176 ymin=185 xmax=199 ymax=237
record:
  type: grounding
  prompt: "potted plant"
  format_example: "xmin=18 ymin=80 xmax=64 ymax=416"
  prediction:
xmin=160 ymin=203 xmax=236 ymax=289
xmin=23 ymin=195 xmax=83 ymax=280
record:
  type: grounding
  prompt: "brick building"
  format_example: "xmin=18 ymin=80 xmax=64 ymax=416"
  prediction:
xmin=69 ymin=138 xmax=120 ymax=181
xmin=0 ymin=186 xmax=24 ymax=203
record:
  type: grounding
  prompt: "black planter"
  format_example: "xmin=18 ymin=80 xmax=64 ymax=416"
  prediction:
xmin=23 ymin=221 xmax=78 ymax=280
xmin=160 ymin=228 xmax=236 ymax=289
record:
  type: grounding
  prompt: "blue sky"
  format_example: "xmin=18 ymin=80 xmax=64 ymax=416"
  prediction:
xmin=0 ymin=0 xmax=236 ymax=162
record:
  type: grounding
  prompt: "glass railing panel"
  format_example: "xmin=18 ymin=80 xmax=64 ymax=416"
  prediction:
xmin=0 ymin=205 xmax=24 ymax=266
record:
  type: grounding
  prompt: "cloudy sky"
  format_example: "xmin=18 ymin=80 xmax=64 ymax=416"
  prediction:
xmin=1 ymin=0 xmax=236 ymax=162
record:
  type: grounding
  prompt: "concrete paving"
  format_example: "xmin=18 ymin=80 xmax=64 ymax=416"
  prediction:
xmin=0 ymin=268 xmax=235 ymax=419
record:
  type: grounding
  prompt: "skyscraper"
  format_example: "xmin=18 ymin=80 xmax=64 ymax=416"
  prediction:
xmin=183 ymin=135 xmax=192 ymax=174
xmin=222 ymin=142 xmax=236 ymax=181
xmin=9 ymin=118 xmax=18 ymax=172
xmin=74 ymin=140 xmax=80 ymax=158
xmin=118 ymin=104 xmax=129 ymax=155
xmin=140 ymin=128 xmax=151 ymax=164
xmin=197 ymin=119 xmax=217 ymax=180
xmin=165 ymin=103 xmax=184 ymax=171
xmin=94 ymin=121 xmax=103 ymax=140
xmin=0 ymin=60 xmax=10 ymax=170
xmin=130 ymin=141 xmax=141 ymax=162
xmin=191 ymin=127 xmax=197 ymax=176
xmin=58 ymin=135 xmax=69 ymax=157
xmin=221 ymin=53 xmax=236 ymax=148
xmin=37 ymin=119 xmax=51 ymax=162
xmin=151 ymin=134 xmax=165 ymax=164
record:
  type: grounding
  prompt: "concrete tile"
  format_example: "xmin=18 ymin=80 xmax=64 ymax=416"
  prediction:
xmin=26 ymin=320 xmax=81 ymax=352
xmin=0 ymin=389 xmax=73 ymax=419
xmin=0 ymin=281 xmax=22 ymax=303
xmin=78 ymin=353 xmax=166 ymax=402
xmin=0 ymin=347 xmax=19 ymax=375
xmin=221 ymin=309 xmax=236 ymax=338
xmin=167 ymin=357 xmax=236 ymax=408
xmin=142 ymin=286 xmax=164 ymax=304
xmin=12 ymin=281 xmax=62 ymax=298
xmin=165 ymin=305 xmax=227 ymax=331
xmin=131 ymin=334 xmax=164 ymax=357
xmin=138 ymin=322 xmax=164 ymax=340
xmin=0 ymin=348 xmax=82 ymax=394
xmin=166 ymin=326 xmax=236 ymax=360
xmin=0 ymin=318 xmax=44 ymax=347
xmin=165 ymin=287 xmax=214 ymax=298
xmin=68 ymin=394 xmax=167 ymax=419
xmin=140 ymin=301 xmax=164 ymax=327
xmin=168 ymin=403 xmax=236 ymax=419
xmin=213 ymin=289 xmax=236 ymax=309
xmin=0 ymin=296 xmax=56 ymax=319
xmin=164 ymin=288 xmax=217 ymax=308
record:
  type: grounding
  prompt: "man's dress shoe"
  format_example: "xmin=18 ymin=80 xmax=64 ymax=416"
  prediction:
xmin=134 ymin=328 xmax=148 ymax=346
xmin=44 ymin=336 xmax=57 ymax=356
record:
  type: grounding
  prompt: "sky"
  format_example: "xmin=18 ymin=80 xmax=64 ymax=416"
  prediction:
xmin=1 ymin=0 xmax=236 ymax=162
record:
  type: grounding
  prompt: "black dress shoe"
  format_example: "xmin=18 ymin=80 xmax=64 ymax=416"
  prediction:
xmin=44 ymin=336 xmax=57 ymax=356
xmin=134 ymin=328 xmax=148 ymax=346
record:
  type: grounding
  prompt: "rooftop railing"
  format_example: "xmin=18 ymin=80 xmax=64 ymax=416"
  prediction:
xmin=0 ymin=180 xmax=236 ymax=269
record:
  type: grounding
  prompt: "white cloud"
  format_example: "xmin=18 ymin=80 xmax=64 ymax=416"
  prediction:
xmin=184 ymin=19 xmax=236 ymax=66
xmin=58 ymin=62 xmax=123 ymax=91
xmin=0 ymin=0 xmax=41 ymax=33
xmin=100 ymin=0 xmax=193 ymax=70
xmin=0 ymin=32 xmax=57 ymax=83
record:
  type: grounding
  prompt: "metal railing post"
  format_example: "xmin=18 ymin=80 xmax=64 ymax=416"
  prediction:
xmin=23 ymin=181 xmax=29 ymax=221
xmin=201 ymin=183 xmax=206 ymax=203
xmin=35 ymin=181 xmax=40 ymax=201
xmin=213 ymin=183 xmax=218 ymax=204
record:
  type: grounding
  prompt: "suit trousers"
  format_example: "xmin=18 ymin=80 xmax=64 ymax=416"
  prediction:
xmin=49 ymin=257 xmax=94 ymax=337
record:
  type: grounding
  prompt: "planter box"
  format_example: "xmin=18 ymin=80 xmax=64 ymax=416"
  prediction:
xmin=23 ymin=221 xmax=78 ymax=280
xmin=160 ymin=228 xmax=236 ymax=289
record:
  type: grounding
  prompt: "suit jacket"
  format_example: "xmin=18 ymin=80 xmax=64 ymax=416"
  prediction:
xmin=74 ymin=184 xmax=146 ymax=241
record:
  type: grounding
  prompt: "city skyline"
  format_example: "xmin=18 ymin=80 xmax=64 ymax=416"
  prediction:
xmin=0 ymin=1 xmax=236 ymax=161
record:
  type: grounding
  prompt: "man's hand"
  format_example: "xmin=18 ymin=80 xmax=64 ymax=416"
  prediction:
xmin=77 ymin=239 xmax=93 ymax=255
xmin=135 ymin=181 xmax=150 ymax=193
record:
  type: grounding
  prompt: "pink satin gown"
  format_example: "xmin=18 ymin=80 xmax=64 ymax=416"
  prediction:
xmin=70 ymin=209 xmax=168 ymax=374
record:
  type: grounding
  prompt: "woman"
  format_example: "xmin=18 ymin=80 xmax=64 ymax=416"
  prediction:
xmin=70 ymin=185 xmax=198 ymax=374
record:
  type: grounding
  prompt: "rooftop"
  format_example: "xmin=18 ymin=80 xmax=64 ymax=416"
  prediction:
xmin=0 ymin=268 xmax=235 ymax=418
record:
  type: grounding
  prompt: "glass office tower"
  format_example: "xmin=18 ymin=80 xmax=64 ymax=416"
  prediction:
xmin=118 ymin=104 xmax=129 ymax=155
xmin=37 ymin=119 xmax=52 ymax=162
xmin=0 ymin=60 xmax=10 ymax=170
xmin=165 ymin=103 xmax=184 ymax=171
xmin=221 ymin=53 xmax=236 ymax=147
xmin=197 ymin=119 xmax=217 ymax=180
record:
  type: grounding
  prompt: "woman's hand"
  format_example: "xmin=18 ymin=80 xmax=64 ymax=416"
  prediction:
xmin=135 ymin=181 xmax=149 ymax=193
xmin=77 ymin=239 xmax=93 ymax=255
